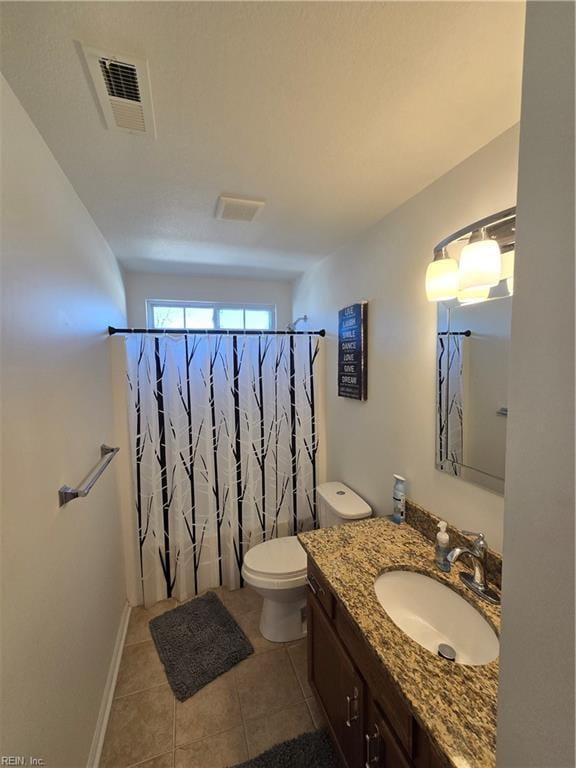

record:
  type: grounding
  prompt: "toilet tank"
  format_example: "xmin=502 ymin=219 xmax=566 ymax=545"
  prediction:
xmin=316 ymin=482 xmax=371 ymax=528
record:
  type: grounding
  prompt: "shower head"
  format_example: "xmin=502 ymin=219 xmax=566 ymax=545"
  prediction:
xmin=286 ymin=315 xmax=308 ymax=332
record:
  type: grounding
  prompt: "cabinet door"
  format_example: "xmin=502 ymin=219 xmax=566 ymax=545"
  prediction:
xmin=365 ymin=699 xmax=411 ymax=768
xmin=308 ymin=592 xmax=364 ymax=768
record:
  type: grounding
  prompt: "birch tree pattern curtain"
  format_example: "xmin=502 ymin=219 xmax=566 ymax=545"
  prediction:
xmin=437 ymin=332 xmax=464 ymax=473
xmin=125 ymin=333 xmax=321 ymax=606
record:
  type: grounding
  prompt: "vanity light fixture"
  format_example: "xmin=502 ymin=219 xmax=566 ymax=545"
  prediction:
xmin=457 ymin=285 xmax=491 ymax=304
xmin=425 ymin=248 xmax=459 ymax=302
xmin=501 ymin=250 xmax=515 ymax=295
xmin=458 ymin=228 xmax=502 ymax=291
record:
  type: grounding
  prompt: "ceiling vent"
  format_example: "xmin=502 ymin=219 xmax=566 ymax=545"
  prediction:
xmin=81 ymin=45 xmax=156 ymax=137
xmin=215 ymin=195 xmax=266 ymax=223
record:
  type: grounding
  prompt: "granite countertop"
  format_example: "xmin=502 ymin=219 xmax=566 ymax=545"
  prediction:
xmin=298 ymin=517 xmax=501 ymax=768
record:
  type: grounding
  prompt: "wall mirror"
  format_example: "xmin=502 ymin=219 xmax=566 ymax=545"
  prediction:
xmin=433 ymin=208 xmax=515 ymax=494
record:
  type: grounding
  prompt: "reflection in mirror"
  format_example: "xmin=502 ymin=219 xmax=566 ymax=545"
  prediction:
xmin=435 ymin=209 xmax=515 ymax=494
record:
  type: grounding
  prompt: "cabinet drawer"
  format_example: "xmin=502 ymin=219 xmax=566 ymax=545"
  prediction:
xmin=412 ymin=726 xmax=450 ymax=768
xmin=308 ymin=591 xmax=364 ymax=768
xmin=307 ymin=559 xmax=335 ymax=618
xmin=368 ymin=700 xmax=411 ymax=768
xmin=335 ymin=603 xmax=413 ymax=756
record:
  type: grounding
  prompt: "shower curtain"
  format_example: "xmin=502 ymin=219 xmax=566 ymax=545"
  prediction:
xmin=437 ymin=331 xmax=465 ymax=473
xmin=124 ymin=332 xmax=321 ymax=606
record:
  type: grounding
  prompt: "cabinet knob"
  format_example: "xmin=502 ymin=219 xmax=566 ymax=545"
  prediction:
xmin=365 ymin=733 xmax=372 ymax=767
xmin=365 ymin=724 xmax=381 ymax=766
xmin=345 ymin=687 xmax=359 ymax=727
xmin=306 ymin=574 xmax=324 ymax=596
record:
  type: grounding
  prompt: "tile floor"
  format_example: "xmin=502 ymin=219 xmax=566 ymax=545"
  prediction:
xmin=100 ymin=587 xmax=324 ymax=768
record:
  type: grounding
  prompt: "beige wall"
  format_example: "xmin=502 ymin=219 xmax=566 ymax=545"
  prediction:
xmin=0 ymin=77 xmax=127 ymax=766
xmin=497 ymin=3 xmax=575 ymax=765
xmin=124 ymin=271 xmax=293 ymax=330
xmin=293 ymin=126 xmax=520 ymax=552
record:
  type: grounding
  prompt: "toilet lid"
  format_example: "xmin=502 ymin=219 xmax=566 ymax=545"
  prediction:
xmin=243 ymin=536 xmax=307 ymax=579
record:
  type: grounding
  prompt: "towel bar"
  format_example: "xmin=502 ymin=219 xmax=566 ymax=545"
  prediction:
xmin=58 ymin=444 xmax=119 ymax=506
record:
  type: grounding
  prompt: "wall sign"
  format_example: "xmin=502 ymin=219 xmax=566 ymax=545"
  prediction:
xmin=338 ymin=302 xmax=368 ymax=400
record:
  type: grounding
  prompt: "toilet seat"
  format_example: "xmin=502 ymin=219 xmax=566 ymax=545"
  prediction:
xmin=242 ymin=536 xmax=307 ymax=590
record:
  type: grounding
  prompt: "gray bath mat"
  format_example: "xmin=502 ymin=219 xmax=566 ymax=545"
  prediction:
xmin=232 ymin=730 xmax=339 ymax=768
xmin=149 ymin=590 xmax=253 ymax=701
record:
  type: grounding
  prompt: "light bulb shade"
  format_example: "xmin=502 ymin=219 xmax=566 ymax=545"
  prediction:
xmin=500 ymin=250 xmax=515 ymax=295
xmin=458 ymin=237 xmax=501 ymax=290
xmin=425 ymin=257 xmax=459 ymax=302
xmin=500 ymin=249 xmax=514 ymax=278
xmin=458 ymin=285 xmax=490 ymax=304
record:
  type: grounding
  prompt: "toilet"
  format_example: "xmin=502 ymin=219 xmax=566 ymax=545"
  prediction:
xmin=241 ymin=481 xmax=372 ymax=642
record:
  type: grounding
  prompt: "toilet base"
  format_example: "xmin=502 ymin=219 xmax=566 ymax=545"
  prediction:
xmin=257 ymin=588 xmax=307 ymax=643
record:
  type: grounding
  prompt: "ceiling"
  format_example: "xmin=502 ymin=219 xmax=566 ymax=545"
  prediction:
xmin=0 ymin=2 xmax=525 ymax=280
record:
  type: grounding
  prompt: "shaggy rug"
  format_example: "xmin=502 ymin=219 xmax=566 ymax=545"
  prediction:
xmin=232 ymin=730 xmax=340 ymax=768
xmin=149 ymin=590 xmax=253 ymax=701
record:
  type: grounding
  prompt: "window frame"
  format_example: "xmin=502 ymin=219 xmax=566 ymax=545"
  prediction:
xmin=146 ymin=299 xmax=277 ymax=331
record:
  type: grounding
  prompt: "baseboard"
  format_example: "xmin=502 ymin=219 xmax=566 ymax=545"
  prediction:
xmin=87 ymin=601 xmax=131 ymax=768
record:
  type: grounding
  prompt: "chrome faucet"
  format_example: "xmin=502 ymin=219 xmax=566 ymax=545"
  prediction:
xmin=447 ymin=531 xmax=500 ymax=605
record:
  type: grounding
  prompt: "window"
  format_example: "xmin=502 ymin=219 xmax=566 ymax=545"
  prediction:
xmin=147 ymin=300 xmax=276 ymax=331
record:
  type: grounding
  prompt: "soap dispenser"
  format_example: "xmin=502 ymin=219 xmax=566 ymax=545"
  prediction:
xmin=392 ymin=475 xmax=406 ymax=524
xmin=435 ymin=521 xmax=451 ymax=572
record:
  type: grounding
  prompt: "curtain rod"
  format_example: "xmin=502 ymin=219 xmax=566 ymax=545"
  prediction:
xmin=108 ymin=326 xmax=326 ymax=337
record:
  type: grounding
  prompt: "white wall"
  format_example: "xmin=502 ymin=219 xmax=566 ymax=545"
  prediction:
xmin=124 ymin=271 xmax=293 ymax=330
xmin=460 ymin=297 xmax=511 ymax=485
xmin=497 ymin=3 xmax=575 ymax=765
xmin=293 ymin=126 xmax=520 ymax=551
xmin=0 ymin=77 xmax=127 ymax=766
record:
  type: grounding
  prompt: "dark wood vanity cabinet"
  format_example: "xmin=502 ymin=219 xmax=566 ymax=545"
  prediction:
xmin=364 ymin=697 xmax=411 ymax=768
xmin=307 ymin=561 xmax=445 ymax=768
xmin=308 ymin=587 xmax=365 ymax=768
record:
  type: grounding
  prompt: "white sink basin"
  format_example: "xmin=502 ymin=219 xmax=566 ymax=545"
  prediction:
xmin=374 ymin=570 xmax=499 ymax=666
